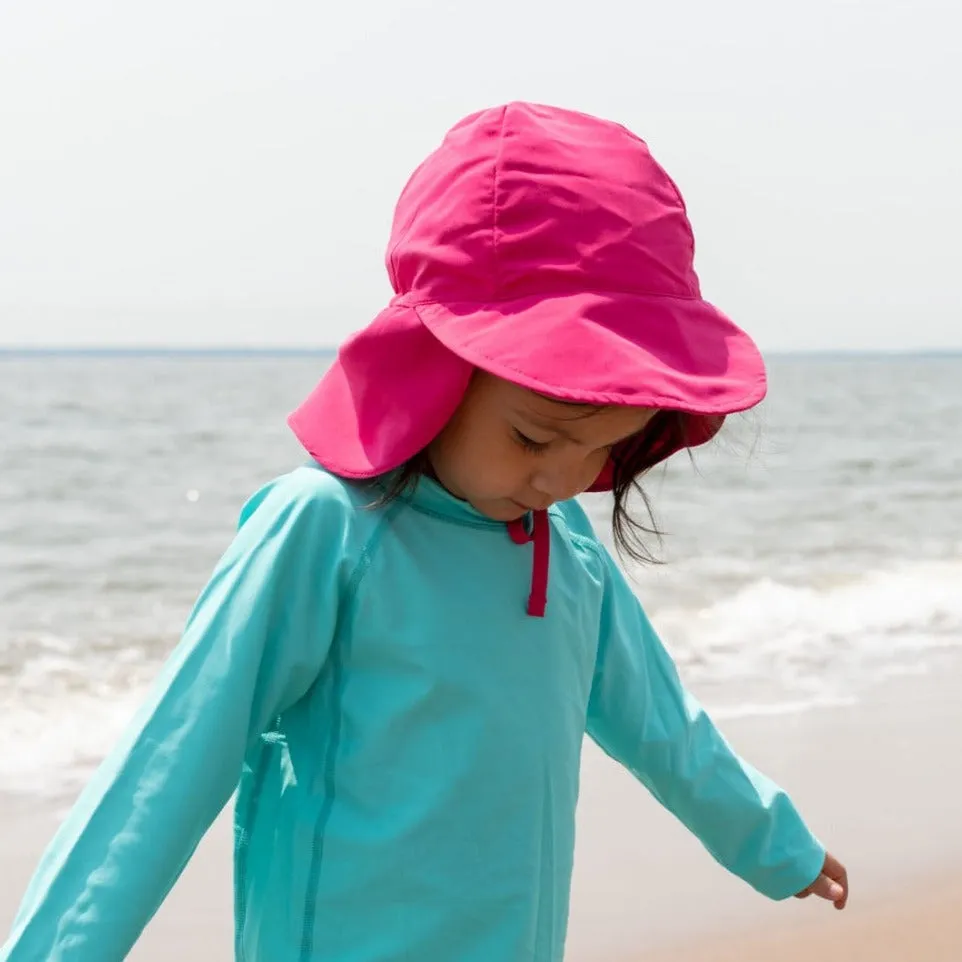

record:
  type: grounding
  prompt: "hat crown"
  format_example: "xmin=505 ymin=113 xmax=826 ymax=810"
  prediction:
xmin=387 ymin=102 xmax=700 ymax=305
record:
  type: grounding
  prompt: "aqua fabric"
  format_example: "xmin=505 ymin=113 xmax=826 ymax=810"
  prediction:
xmin=2 ymin=464 xmax=824 ymax=961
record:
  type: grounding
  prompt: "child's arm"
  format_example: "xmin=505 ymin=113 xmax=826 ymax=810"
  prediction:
xmin=585 ymin=547 xmax=827 ymax=901
xmin=1 ymin=470 xmax=349 ymax=961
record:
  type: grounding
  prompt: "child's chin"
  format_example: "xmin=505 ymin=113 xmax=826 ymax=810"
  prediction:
xmin=471 ymin=498 xmax=528 ymax=523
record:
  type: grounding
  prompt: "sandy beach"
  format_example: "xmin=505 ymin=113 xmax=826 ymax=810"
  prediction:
xmin=568 ymin=657 xmax=962 ymax=960
xmin=3 ymin=659 xmax=961 ymax=960
xmin=645 ymin=879 xmax=962 ymax=961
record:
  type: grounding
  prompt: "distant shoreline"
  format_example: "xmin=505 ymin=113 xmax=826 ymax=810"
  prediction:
xmin=0 ymin=347 xmax=336 ymax=358
xmin=1 ymin=347 xmax=959 ymax=359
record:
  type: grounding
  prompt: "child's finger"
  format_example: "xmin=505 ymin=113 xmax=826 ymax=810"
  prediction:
xmin=810 ymin=873 xmax=846 ymax=904
xmin=821 ymin=853 xmax=849 ymax=909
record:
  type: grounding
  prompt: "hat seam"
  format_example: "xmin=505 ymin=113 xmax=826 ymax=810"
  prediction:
xmin=489 ymin=105 xmax=508 ymax=300
xmin=396 ymin=287 xmax=701 ymax=307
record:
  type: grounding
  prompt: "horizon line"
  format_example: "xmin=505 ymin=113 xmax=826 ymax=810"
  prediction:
xmin=1 ymin=346 xmax=960 ymax=359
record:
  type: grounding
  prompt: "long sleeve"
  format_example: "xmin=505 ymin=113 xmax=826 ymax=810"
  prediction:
xmin=2 ymin=470 xmax=351 ymax=961
xmin=585 ymin=548 xmax=825 ymax=900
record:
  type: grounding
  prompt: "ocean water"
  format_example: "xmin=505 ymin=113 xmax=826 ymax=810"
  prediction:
xmin=1 ymin=352 xmax=961 ymax=801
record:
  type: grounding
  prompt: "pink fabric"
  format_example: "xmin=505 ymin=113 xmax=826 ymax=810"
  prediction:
xmin=289 ymin=101 xmax=767 ymax=490
xmin=290 ymin=307 xmax=473 ymax=478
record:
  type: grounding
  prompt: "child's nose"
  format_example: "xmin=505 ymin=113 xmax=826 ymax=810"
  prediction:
xmin=530 ymin=464 xmax=590 ymax=505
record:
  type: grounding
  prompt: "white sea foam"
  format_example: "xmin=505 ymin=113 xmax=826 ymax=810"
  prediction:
xmin=656 ymin=557 xmax=962 ymax=712
xmin=3 ymin=685 xmax=148 ymax=799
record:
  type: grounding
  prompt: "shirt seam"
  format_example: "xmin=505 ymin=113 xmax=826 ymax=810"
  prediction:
xmin=547 ymin=507 xmax=608 ymax=565
xmin=298 ymin=499 xmax=401 ymax=960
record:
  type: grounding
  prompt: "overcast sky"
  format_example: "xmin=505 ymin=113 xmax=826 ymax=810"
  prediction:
xmin=1 ymin=0 xmax=959 ymax=351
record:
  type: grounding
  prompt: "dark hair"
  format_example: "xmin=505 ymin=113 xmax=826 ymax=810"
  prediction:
xmin=608 ymin=409 xmax=690 ymax=565
xmin=369 ymin=409 xmax=692 ymax=566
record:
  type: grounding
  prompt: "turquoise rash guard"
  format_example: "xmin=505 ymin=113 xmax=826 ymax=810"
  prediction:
xmin=2 ymin=463 xmax=824 ymax=961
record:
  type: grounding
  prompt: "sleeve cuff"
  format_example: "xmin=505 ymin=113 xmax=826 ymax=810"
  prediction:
xmin=764 ymin=835 xmax=826 ymax=901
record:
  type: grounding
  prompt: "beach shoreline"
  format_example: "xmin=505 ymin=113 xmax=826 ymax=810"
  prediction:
xmin=3 ymin=659 xmax=961 ymax=960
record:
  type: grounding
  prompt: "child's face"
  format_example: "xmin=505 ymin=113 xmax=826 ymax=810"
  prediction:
xmin=428 ymin=372 xmax=657 ymax=521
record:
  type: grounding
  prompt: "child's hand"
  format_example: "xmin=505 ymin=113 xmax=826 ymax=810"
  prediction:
xmin=794 ymin=851 xmax=849 ymax=909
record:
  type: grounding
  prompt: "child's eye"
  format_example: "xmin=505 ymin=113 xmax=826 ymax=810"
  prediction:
xmin=513 ymin=429 xmax=549 ymax=454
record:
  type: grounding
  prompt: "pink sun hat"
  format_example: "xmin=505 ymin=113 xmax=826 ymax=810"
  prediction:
xmin=289 ymin=102 xmax=766 ymax=490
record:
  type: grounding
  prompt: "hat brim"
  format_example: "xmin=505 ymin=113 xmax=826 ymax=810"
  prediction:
xmin=289 ymin=291 xmax=764 ymax=491
xmin=412 ymin=288 xmax=766 ymax=413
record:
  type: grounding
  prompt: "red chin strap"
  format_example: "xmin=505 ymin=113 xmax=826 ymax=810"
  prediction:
xmin=506 ymin=510 xmax=551 ymax=617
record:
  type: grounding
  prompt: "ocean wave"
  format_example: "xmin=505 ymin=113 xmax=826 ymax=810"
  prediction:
xmin=657 ymin=557 xmax=962 ymax=703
